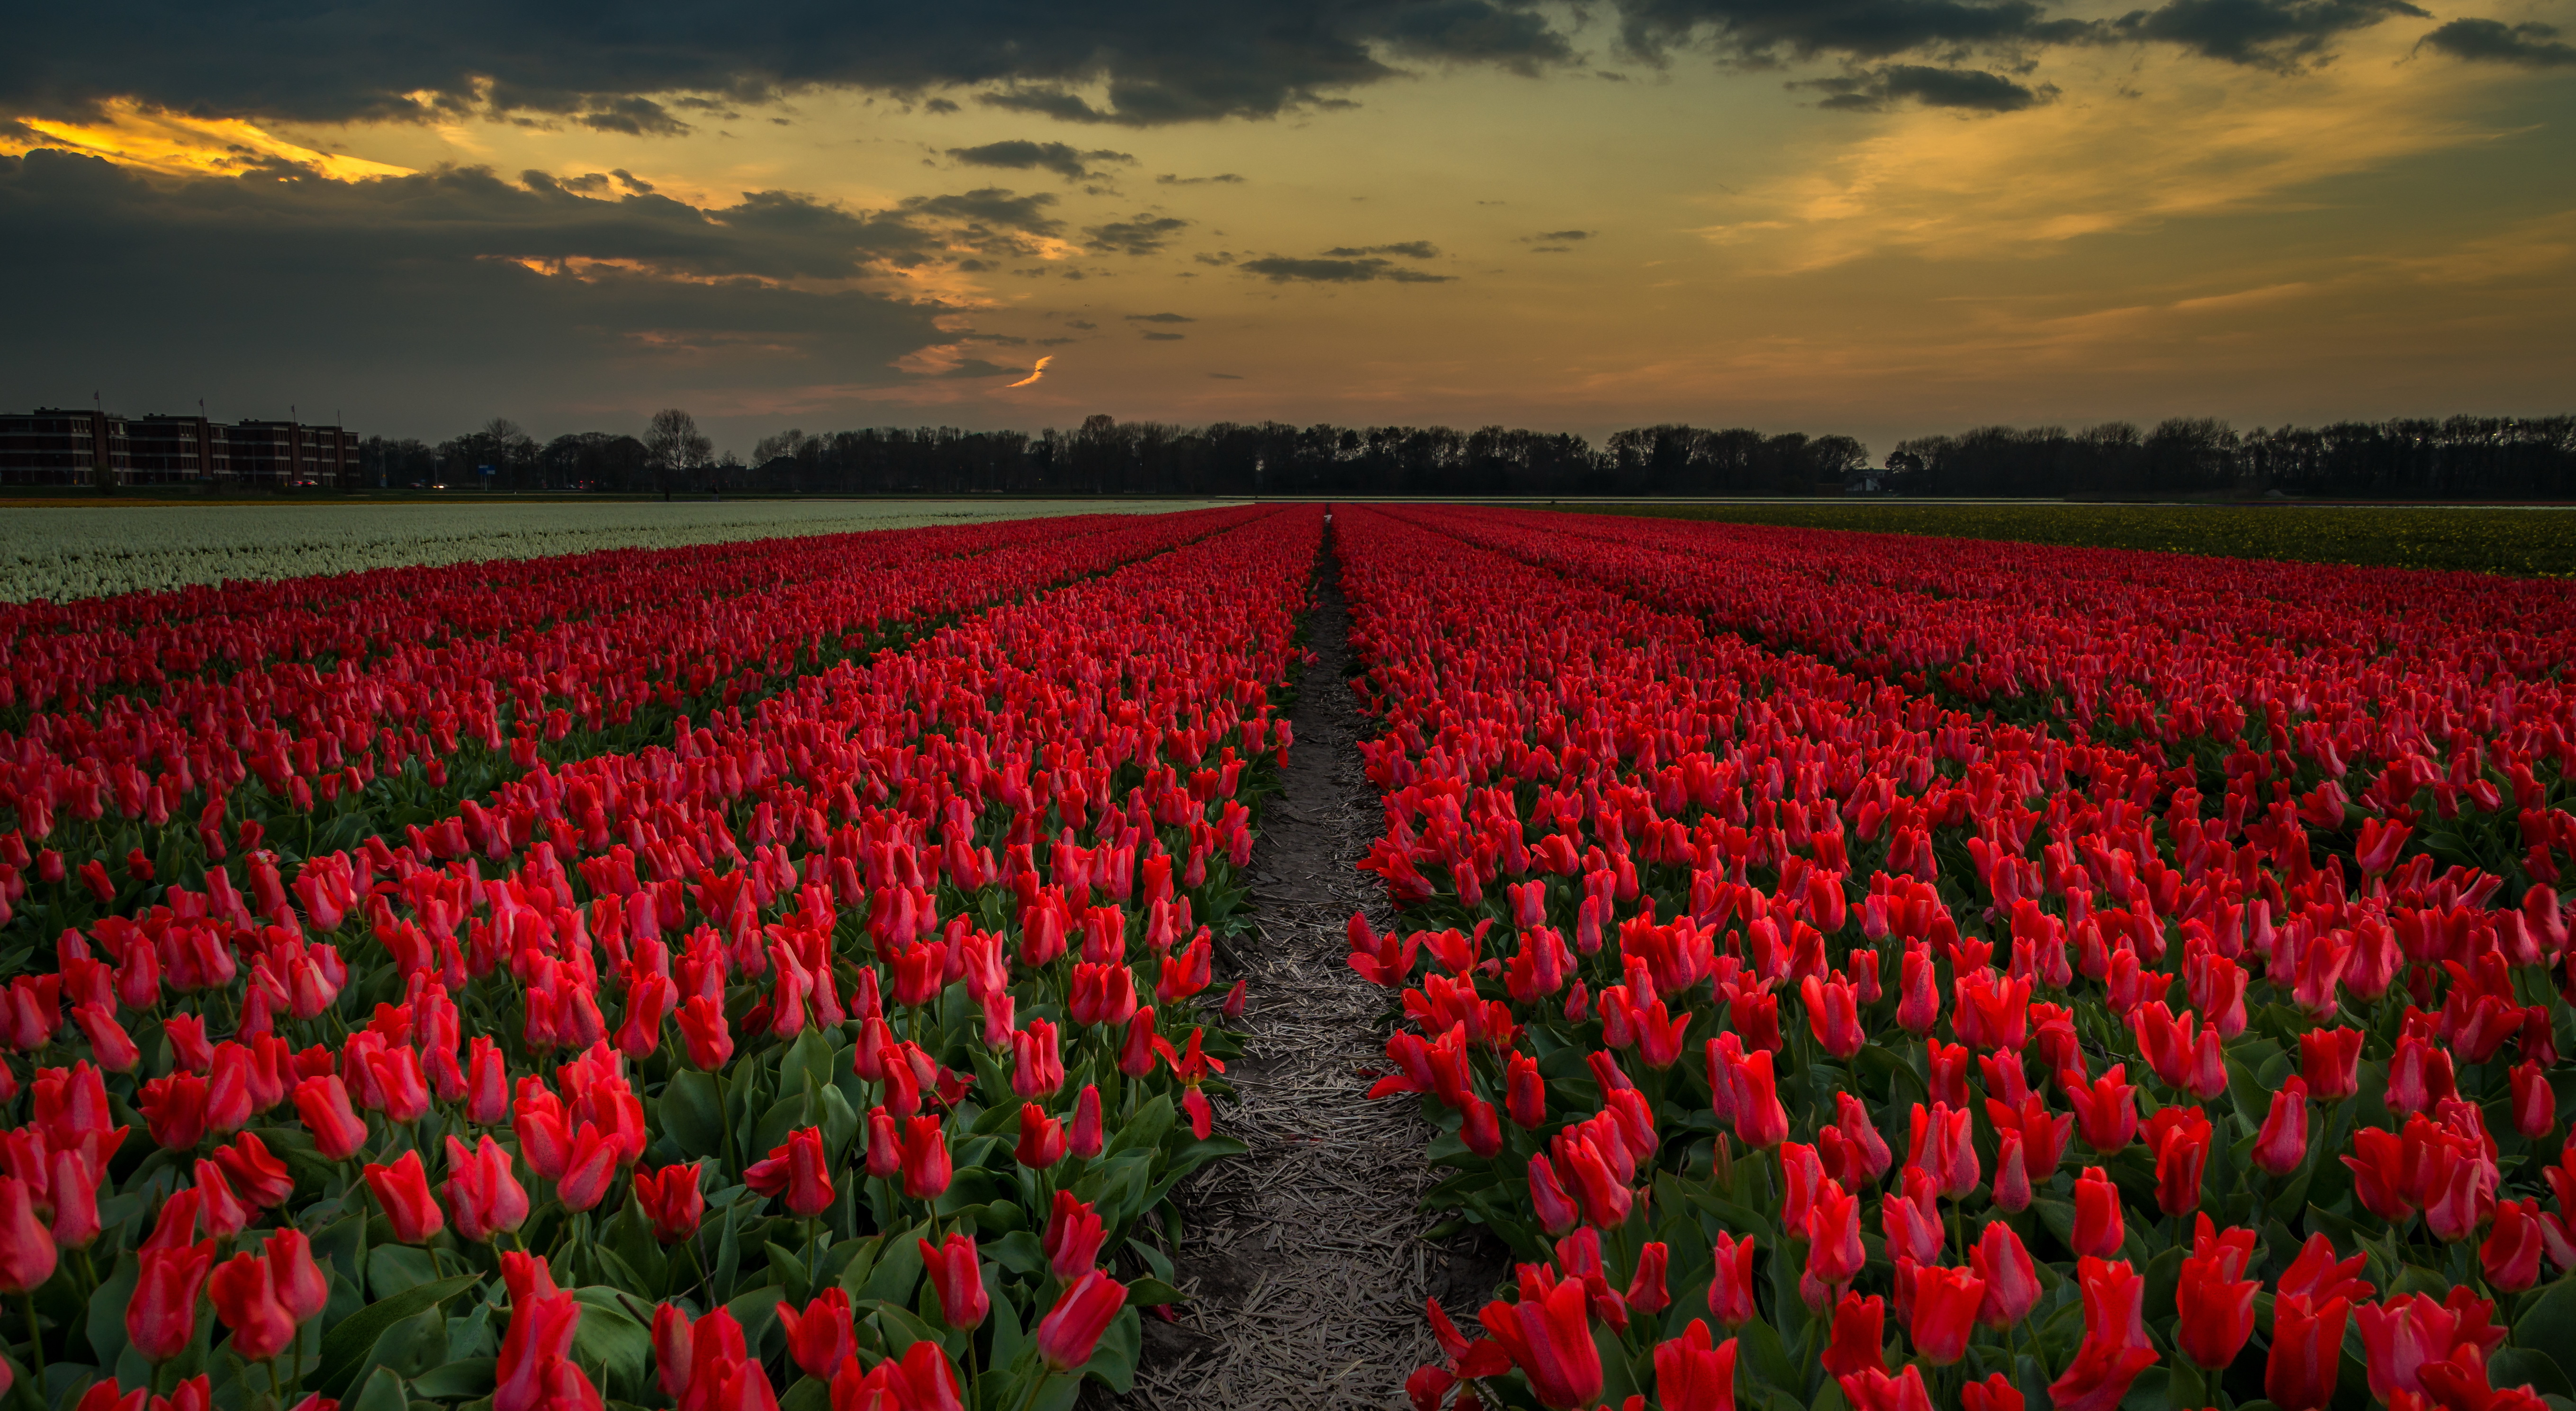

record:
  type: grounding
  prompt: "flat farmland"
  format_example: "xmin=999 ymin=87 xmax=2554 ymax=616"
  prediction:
xmin=0 ymin=499 xmax=1226 ymax=602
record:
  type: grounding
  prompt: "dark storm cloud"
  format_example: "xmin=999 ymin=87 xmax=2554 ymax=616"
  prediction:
xmin=0 ymin=0 xmax=1578 ymax=128
xmin=1083 ymin=215 xmax=1189 ymax=254
xmin=2415 ymin=16 xmax=2576 ymax=64
xmin=2111 ymin=0 xmax=2427 ymax=66
xmin=1801 ymin=64 xmax=2048 ymax=109
xmin=1239 ymin=255 xmax=1455 ymax=283
xmin=946 ymin=140 xmax=1135 ymax=180
xmin=1612 ymin=0 xmax=2100 ymax=63
xmin=1321 ymin=240 xmax=1440 ymax=258
xmin=0 ymin=148 xmax=957 ymax=433
xmin=1613 ymin=0 xmax=2423 ymax=69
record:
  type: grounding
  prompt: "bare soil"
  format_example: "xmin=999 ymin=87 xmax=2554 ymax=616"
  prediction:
xmin=1122 ymin=530 xmax=1510 ymax=1409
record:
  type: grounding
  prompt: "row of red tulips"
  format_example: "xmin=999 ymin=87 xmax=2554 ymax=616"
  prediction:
xmin=0 ymin=505 xmax=1324 ymax=1411
xmin=1414 ymin=506 xmax=2576 ymax=896
xmin=0 ymin=508 xmax=1270 ymax=953
xmin=1333 ymin=505 xmax=2574 ymax=1411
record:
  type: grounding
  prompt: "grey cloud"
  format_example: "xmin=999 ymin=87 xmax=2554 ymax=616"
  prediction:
xmin=947 ymin=140 xmax=1136 ymax=180
xmin=0 ymin=148 xmax=951 ymax=437
xmin=2111 ymin=0 xmax=2429 ymax=67
xmin=1239 ymin=255 xmax=1455 ymax=283
xmin=1140 ymin=330 xmax=1186 ymax=340
xmin=1209 ymin=372 xmax=1244 ymax=378
xmin=1156 ymin=173 xmax=1247 ymax=185
xmin=1124 ymin=312 xmax=1195 ymax=322
xmin=1531 ymin=229 xmax=1593 ymax=240
xmin=1321 ymin=240 xmax=1440 ymax=258
xmin=1083 ymin=214 xmax=1189 ymax=254
xmin=1613 ymin=0 xmax=2101 ymax=63
xmin=576 ymin=96 xmax=691 ymax=135
xmin=2414 ymin=16 xmax=2576 ymax=63
xmin=1802 ymin=63 xmax=2049 ymax=109
xmin=0 ymin=0 xmax=1588 ymax=130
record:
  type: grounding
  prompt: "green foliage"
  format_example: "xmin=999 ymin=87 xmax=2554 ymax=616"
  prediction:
xmin=1566 ymin=502 xmax=2576 ymax=576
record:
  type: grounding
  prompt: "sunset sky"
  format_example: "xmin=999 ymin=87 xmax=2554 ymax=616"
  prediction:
xmin=5 ymin=0 xmax=2572 ymax=456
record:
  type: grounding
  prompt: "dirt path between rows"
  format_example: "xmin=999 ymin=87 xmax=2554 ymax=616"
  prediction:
xmin=1125 ymin=530 xmax=1507 ymax=1410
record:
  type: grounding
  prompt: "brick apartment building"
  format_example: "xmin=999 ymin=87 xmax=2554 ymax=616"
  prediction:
xmin=0 ymin=408 xmax=357 ymax=488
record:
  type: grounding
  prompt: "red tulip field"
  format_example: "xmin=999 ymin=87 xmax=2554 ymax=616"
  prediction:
xmin=0 ymin=501 xmax=2572 ymax=1411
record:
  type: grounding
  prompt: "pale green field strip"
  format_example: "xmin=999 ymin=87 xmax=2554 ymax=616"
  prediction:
xmin=0 ymin=499 xmax=1229 ymax=602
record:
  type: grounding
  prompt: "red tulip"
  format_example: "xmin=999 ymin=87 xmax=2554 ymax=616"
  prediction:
xmin=465 ymin=1036 xmax=510 ymax=1125
xmin=2047 ymin=1258 xmax=2158 ymax=1411
xmin=0 ymin=1175 xmax=58 ymax=1291
xmin=2253 ymin=1077 xmax=2310 ymax=1176
xmin=2265 ymin=1294 xmax=2349 ymax=1411
xmin=994 ymin=1103 xmax=1061 ymax=1173
xmin=1959 ymin=1372 xmax=2023 ymax=1411
xmin=265 ymin=1227 xmax=330 ymax=1325
xmin=292 ymin=1075 xmax=369 ymax=1160
xmin=194 ymin=1159 xmax=251 ymax=1238
xmin=2299 ymin=1026 xmax=2362 ymax=1100
xmin=1626 ymin=1240 xmax=1670 ymax=1316
xmin=208 ymin=1250 xmax=297 ymax=1361
xmin=1012 ymin=1019 xmax=1065 ymax=1098
xmin=2071 ymin=1166 xmax=2124 ymax=1258
xmin=774 ymin=1288 xmax=856 ymax=1380
xmin=1880 ymin=1168 xmax=1942 ymax=1266
xmin=746 ymin=1128 xmax=836 ymax=1217
xmin=139 ymin=1072 xmax=210 ymax=1150
xmin=1478 ymin=1276 xmax=1599 ymax=1410
xmin=2277 ymin=1231 xmax=2376 ymax=1308
xmin=676 ymin=997 xmax=733 ymax=1072
xmin=47 ymin=1148 xmax=100 ymax=1248
xmin=1730 ymin=1049 xmax=1790 ymax=1148
xmin=1068 ymin=1083 xmax=1104 ymax=1158
xmin=1801 ymin=974 xmax=1864 ymax=1058
xmin=1044 ymin=1190 xmax=1107 ymax=1279
xmin=1708 ymin=1231 xmax=1757 ymax=1329
xmin=1907 ymin=1264 xmax=1983 ymax=1366
xmin=2145 ymin=1105 xmax=2210 ymax=1216
xmin=1036 ymin=1269 xmax=1130 ymax=1373
xmin=1805 ymin=1179 xmax=1864 ymax=1292
xmin=554 ymin=1123 xmax=621 ymax=1213
xmin=633 ymin=1163 xmax=704 ymax=1244
xmin=1836 ymin=1365 xmax=1933 ymax=1411
xmin=1556 ymin=1133 xmax=1632 ymax=1230
xmin=72 ymin=1004 xmax=140 ymax=1073
xmin=213 ymin=1132 xmax=294 ymax=1208
xmin=2174 ymin=1231 xmax=2258 ymax=1369
xmin=127 ymin=1239 xmax=216 ymax=1361
xmin=918 ymin=1232 xmax=989 ymax=1330
xmin=2061 ymin=1065 xmax=2137 ymax=1152
xmin=495 ymin=1279 xmax=586 ymax=1411
xmin=362 ymin=1149 xmax=445 ymax=1242
xmin=2483 ymin=1198 xmax=2545 ymax=1293
xmin=442 ymin=1135 xmax=531 ymax=1242
xmin=2512 ymin=1060 xmax=2557 ymax=1141
xmin=899 ymin=1117 xmax=950 ymax=1201
xmin=1653 ymin=1320 xmax=1738 ymax=1411
xmin=1970 ymin=1221 xmax=2039 ymax=1330
xmin=1819 ymin=1290 xmax=1885 ymax=1378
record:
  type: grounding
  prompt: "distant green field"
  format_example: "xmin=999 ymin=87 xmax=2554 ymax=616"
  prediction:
xmin=1560 ymin=502 xmax=2576 ymax=577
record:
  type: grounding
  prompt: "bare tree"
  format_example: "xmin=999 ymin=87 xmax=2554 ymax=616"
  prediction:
xmin=643 ymin=407 xmax=711 ymax=500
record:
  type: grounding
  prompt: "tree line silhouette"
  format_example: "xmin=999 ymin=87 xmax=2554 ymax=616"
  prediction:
xmin=357 ymin=412 xmax=2576 ymax=499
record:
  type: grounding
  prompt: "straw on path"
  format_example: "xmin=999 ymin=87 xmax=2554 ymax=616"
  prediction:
xmin=1120 ymin=531 xmax=1507 ymax=1410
